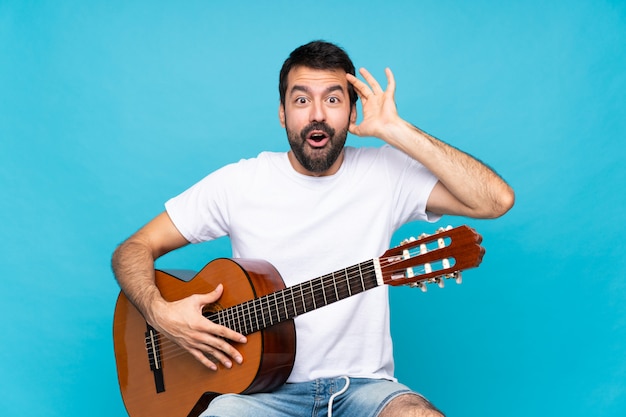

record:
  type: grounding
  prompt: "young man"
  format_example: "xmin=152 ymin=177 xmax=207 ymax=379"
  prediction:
xmin=112 ymin=40 xmax=514 ymax=416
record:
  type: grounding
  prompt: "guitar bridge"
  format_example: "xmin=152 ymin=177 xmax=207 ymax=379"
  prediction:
xmin=145 ymin=324 xmax=165 ymax=393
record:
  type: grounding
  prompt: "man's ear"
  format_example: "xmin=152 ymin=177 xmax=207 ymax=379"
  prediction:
xmin=278 ymin=103 xmax=286 ymax=128
xmin=350 ymin=103 xmax=357 ymax=124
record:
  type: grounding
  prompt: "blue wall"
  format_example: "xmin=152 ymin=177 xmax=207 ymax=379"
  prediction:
xmin=1 ymin=1 xmax=625 ymax=416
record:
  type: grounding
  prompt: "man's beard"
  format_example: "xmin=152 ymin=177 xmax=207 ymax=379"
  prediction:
xmin=286 ymin=120 xmax=349 ymax=174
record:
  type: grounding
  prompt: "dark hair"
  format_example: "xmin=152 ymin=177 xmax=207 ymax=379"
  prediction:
xmin=279 ymin=40 xmax=358 ymax=105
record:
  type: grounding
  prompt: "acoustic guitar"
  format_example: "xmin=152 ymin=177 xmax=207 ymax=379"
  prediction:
xmin=113 ymin=225 xmax=484 ymax=417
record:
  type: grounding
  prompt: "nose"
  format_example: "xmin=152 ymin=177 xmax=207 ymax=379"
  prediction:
xmin=309 ymin=100 xmax=325 ymax=122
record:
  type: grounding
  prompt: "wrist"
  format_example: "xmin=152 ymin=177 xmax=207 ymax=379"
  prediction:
xmin=380 ymin=118 xmax=425 ymax=149
xmin=141 ymin=289 xmax=169 ymax=327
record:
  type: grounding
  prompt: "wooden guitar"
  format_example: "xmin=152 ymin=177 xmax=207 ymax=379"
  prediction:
xmin=113 ymin=225 xmax=484 ymax=417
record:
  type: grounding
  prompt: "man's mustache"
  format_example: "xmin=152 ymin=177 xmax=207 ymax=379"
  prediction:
xmin=300 ymin=122 xmax=336 ymax=140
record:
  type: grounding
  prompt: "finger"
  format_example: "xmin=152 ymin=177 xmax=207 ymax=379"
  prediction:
xmin=211 ymin=333 xmax=245 ymax=364
xmin=209 ymin=320 xmax=248 ymax=344
xmin=348 ymin=121 xmax=361 ymax=137
xmin=384 ymin=67 xmax=396 ymax=98
xmin=189 ymin=346 xmax=221 ymax=371
xmin=196 ymin=335 xmax=244 ymax=368
xmin=346 ymin=73 xmax=372 ymax=99
xmin=186 ymin=327 xmax=245 ymax=367
xmin=359 ymin=67 xmax=383 ymax=94
xmin=188 ymin=342 xmax=240 ymax=371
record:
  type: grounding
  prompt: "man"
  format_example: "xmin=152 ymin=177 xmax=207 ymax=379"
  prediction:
xmin=112 ymin=40 xmax=514 ymax=417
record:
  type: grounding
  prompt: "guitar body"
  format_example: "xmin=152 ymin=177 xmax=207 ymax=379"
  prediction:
xmin=113 ymin=258 xmax=296 ymax=417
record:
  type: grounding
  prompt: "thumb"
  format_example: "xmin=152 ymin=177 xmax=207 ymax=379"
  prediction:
xmin=195 ymin=283 xmax=224 ymax=305
xmin=349 ymin=120 xmax=361 ymax=137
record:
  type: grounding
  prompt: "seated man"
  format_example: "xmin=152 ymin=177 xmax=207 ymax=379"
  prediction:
xmin=112 ymin=40 xmax=514 ymax=417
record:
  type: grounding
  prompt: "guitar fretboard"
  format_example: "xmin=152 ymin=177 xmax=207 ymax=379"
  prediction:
xmin=206 ymin=259 xmax=379 ymax=335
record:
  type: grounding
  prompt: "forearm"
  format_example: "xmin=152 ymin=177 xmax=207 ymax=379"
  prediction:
xmin=383 ymin=119 xmax=515 ymax=218
xmin=111 ymin=238 xmax=165 ymax=323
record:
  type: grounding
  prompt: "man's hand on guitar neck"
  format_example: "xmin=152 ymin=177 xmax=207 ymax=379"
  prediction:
xmin=147 ymin=283 xmax=247 ymax=371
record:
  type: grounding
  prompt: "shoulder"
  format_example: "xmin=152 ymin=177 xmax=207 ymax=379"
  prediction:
xmin=343 ymin=145 xmax=414 ymax=168
xmin=214 ymin=151 xmax=287 ymax=176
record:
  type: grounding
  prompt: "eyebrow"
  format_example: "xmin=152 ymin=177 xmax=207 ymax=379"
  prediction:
xmin=289 ymin=84 xmax=346 ymax=96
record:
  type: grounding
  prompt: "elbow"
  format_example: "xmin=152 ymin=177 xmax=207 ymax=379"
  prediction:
xmin=468 ymin=185 xmax=515 ymax=219
xmin=489 ymin=185 xmax=515 ymax=218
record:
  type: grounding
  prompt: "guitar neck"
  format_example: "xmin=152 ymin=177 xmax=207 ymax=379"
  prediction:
xmin=206 ymin=259 xmax=380 ymax=335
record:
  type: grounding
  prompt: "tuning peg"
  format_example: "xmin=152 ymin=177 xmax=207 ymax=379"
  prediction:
xmin=410 ymin=281 xmax=428 ymax=292
xmin=455 ymin=272 xmax=463 ymax=284
xmin=435 ymin=277 xmax=445 ymax=288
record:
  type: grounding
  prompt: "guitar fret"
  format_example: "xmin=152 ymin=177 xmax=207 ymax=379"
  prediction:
xmin=275 ymin=292 xmax=282 ymax=322
xmin=292 ymin=285 xmax=300 ymax=316
xmin=360 ymin=263 xmax=365 ymax=291
xmin=282 ymin=290 xmax=288 ymax=320
xmin=290 ymin=287 xmax=297 ymax=317
xmin=235 ymin=304 xmax=242 ymax=334
xmin=230 ymin=306 xmax=237 ymax=332
xmin=224 ymin=309 xmax=231 ymax=327
xmin=260 ymin=297 xmax=268 ymax=329
xmin=246 ymin=301 xmax=253 ymax=333
xmin=321 ymin=275 xmax=332 ymax=304
xmin=243 ymin=301 xmax=251 ymax=334
xmin=270 ymin=295 xmax=276 ymax=327
xmin=271 ymin=293 xmax=277 ymax=322
xmin=229 ymin=305 xmax=236 ymax=332
xmin=266 ymin=294 xmax=272 ymax=325
xmin=331 ymin=272 xmax=339 ymax=300
xmin=273 ymin=292 xmax=280 ymax=323
xmin=251 ymin=299 xmax=258 ymax=331
xmin=243 ymin=302 xmax=252 ymax=334
xmin=300 ymin=283 xmax=307 ymax=313
xmin=338 ymin=269 xmax=350 ymax=301
xmin=306 ymin=283 xmax=314 ymax=312
xmin=315 ymin=278 xmax=325 ymax=308
xmin=330 ymin=274 xmax=339 ymax=303
xmin=347 ymin=267 xmax=352 ymax=297
xmin=223 ymin=309 xmax=228 ymax=328
xmin=309 ymin=280 xmax=317 ymax=310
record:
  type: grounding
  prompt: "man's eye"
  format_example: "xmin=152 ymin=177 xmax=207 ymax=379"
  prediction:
xmin=296 ymin=97 xmax=308 ymax=104
xmin=328 ymin=97 xmax=339 ymax=104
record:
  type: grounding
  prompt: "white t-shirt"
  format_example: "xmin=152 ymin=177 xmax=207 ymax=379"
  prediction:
xmin=165 ymin=145 xmax=440 ymax=382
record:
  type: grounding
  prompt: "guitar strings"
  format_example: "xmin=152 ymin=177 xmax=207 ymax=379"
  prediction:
xmin=145 ymin=249 xmax=444 ymax=362
xmin=145 ymin=260 xmax=381 ymax=362
xmin=144 ymin=249 xmax=440 ymax=364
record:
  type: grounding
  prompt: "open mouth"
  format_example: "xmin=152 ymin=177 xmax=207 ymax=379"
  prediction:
xmin=307 ymin=130 xmax=330 ymax=147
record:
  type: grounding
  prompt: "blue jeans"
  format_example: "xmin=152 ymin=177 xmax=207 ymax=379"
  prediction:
xmin=200 ymin=377 xmax=419 ymax=417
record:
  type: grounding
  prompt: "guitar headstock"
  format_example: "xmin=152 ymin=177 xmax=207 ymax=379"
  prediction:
xmin=380 ymin=225 xmax=484 ymax=291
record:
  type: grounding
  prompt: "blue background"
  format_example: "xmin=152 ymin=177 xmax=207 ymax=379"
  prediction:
xmin=1 ymin=1 xmax=625 ymax=416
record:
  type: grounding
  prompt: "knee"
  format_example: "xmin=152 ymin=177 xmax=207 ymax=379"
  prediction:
xmin=379 ymin=393 xmax=445 ymax=417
